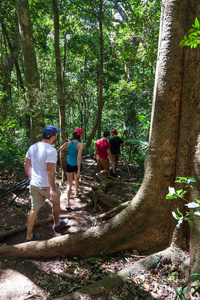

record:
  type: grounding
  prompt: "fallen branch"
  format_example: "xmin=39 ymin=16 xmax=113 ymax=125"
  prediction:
xmin=0 ymin=216 xmax=53 ymax=239
xmin=0 ymin=213 xmax=91 ymax=239
xmin=19 ymin=292 xmax=46 ymax=299
xmin=50 ymin=269 xmax=75 ymax=281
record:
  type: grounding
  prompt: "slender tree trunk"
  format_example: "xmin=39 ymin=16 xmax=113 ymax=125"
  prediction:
xmin=51 ymin=0 xmax=66 ymax=179
xmin=0 ymin=18 xmax=21 ymax=119
xmin=16 ymin=0 xmax=44 ymax=143
xmin=86 ymin=0 xmax=104 ymax=147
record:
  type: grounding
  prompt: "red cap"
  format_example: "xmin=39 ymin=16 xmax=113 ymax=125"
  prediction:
xmin=74 ymin=128 xmax=84 ymax=135
xmin=112 ymin=130 xmax=117 ymax=135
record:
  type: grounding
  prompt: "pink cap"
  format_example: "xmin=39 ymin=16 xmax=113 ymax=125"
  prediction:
xmin=74 ymin=128 xmax=84 ymax=135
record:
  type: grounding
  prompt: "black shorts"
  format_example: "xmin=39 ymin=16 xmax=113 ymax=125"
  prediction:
xmin=66 ymin=162 xmax=82 ymax=173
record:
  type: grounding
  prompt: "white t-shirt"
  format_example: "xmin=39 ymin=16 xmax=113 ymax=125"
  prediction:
xmin=26 ymin=142 xmax=57 ymax=187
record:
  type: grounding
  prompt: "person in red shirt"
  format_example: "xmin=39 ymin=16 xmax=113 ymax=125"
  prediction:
xmin=94 ymin=131 xmax=114 ymax=180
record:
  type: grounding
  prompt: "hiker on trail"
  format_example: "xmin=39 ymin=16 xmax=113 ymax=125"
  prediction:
xmin=109 ymin=129 xmax=124 ymax=176
xmin=94 ymin=130 xmax=114 ymax=181
xmin=24 ymin=125 xmax=68 ymax=242
xmin=60 ymin=128 xmax=84 ymax=210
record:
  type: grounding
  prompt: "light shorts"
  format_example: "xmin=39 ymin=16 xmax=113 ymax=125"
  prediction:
xmin=30 ymin=184 xmax=60 ymax=209
xmin=97 ymin=158 xmax=109 ymax=171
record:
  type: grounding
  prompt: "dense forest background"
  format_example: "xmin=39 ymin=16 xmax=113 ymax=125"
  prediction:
xmin=2 ymin=1 xmax=200 ymax=299
xmin=0 ymin=0 xmax=161 ymax=173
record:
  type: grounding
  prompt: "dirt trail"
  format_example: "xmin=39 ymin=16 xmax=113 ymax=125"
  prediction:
xmin=0 ymin=158 xmax=136 ymax=300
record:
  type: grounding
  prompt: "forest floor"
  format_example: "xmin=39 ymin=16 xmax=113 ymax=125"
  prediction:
xmin=0 ymin=157 xmax=194 ymax=300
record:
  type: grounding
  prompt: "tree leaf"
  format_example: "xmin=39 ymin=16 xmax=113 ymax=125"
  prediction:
xmin=195 ymin=17 xmax=200 ymax=29
xmin=185 ymin=202 xmax=200 ymax=208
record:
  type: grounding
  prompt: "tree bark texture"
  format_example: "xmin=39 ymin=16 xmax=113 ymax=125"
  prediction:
xmin=191 ymin=135 xmax=200 ymax=275
xmin=16 ymin=0 xmax=44 ymax=143
xmin=0 ymin=19 xmax=21 ymax=119
xmin=1 ymin=0 xmax=200 ymax=260
xmin=51 ymin=0 xmax=66 ymax=179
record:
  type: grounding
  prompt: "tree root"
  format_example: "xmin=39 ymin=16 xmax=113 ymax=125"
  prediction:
xmin=0 ymin=216 xmax=54 ymax=239
xmin=53 ymin=245 xmax=186 ymax=300
xmin=93 ymin=180 xmax=123 ymax=208
xmin=0 ymin=214 xmax=89 ymax=240
xmin=91 ymin=200 xmax=131 ymax=220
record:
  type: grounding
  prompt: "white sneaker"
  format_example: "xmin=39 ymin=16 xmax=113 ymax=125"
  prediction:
xmin=96 ymin=173 xmax=102 ymax=180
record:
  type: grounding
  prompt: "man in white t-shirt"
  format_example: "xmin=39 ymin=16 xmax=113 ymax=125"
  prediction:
xmin=24 ymin=125 xmax=68 ymax=242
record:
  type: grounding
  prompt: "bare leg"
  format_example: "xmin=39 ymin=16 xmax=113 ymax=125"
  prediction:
xmin=99 ymin=169 xmax=109 ymax=180
xmin=74 ymin=172 xmax=79 ymax=194
xmin=26 ymin=208 xmax=40 ymax=240
xmin=66 ymin=172 xmax=73 ymax=205
xmin=52 ymin=202 xmax=61 ymax=226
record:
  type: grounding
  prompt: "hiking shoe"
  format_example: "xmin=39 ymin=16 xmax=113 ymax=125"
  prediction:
xmin=65 ymin=203 xmax=71 ymax=209
xmin=53 ymin=218 xmax=68 ymax=231
xmin=24 ymin=233 xmax=40 ymax=242
xmin=75 ymin=188 xmax=81 ymax=197
xmin=96 ymin=173 xmax=102 ymax=181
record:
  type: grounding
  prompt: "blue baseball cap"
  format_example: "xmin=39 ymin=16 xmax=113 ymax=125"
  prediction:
xmin=43 ymin=125 xmax=61 ymax=136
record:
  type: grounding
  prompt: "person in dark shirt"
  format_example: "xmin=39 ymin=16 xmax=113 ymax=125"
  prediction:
xmin=109 ymin=130 xmax=124 ymax=176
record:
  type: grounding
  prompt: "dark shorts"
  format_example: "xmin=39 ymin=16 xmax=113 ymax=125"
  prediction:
xmin=66 ymin=162 xmax=82 ymax=173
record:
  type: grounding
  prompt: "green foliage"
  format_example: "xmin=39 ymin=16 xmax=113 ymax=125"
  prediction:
xmin=166 ymin=177 xmax=200 ymax=229
xmin=0 ymin=119 xmax=29 ymax=168
xmin=180 ymin=18 xmax=200 ymax=48
xmin=174 ymin=286 xmax=188 ymax=300
xmin=0 ymin=0 xmax=161 ymax=169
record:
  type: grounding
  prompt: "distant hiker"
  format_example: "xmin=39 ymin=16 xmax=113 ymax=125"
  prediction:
xmin=24 ymin=125 xmax=68 ymax=242
xmin=60 ymin=128 xmax=84 ymax=209
xmin=109 ymin=129 xmax=124 ymax=176
xmin=94 ymin=130 xmax=114 ymax=181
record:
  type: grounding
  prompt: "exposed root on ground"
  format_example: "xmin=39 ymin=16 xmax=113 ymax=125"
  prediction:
xmin=91 ymin=201 xmax=131 ymax=221
xmin=93 ymin=180 xmax=124 ymax=209
xmin=0 ymin=216 xmax=53 ymax=239
xmin=53 ymin=245 xmax=187 ymax=300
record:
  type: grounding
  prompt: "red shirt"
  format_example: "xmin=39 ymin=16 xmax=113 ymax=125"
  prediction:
xmin=96 ymin=138 xmax=111 ymax=160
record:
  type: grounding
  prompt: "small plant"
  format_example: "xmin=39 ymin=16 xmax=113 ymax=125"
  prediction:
xmin=166 ymin=177 xmax=200 ymax=228
xmin=180 ymin=17 xmax=200 ymax=49
xmin=174 ymin=286 xmax=188 ymax=300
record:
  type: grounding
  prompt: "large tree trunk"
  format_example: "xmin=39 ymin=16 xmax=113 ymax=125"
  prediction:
xmin=190 ymin=135 xmax=200 ymax=275
xmin=51 ymin=0 xmax=66 ymax=179
xmin=1 ymin=0 xmax=200 ymax=260
xmin=16 ymin=0 xmax=44 ymax=143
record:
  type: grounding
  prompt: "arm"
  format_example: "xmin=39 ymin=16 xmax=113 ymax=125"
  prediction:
xmin=76 ymin=142 xmax=84 ymax=178
xmin=107 ymin=149 xmax=115 ymax=173
xmin=46 ymin=162 xmax=58 ymax=201
xmin=60 ymin=140 xmax=70 ymax=151
xmin=94 ymin=144 xmax=97 ymax=159
xmin=107 ymin=149 xmax=113 ymax=164
xmin=24 ymin=158 xmax=32 ymax=180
